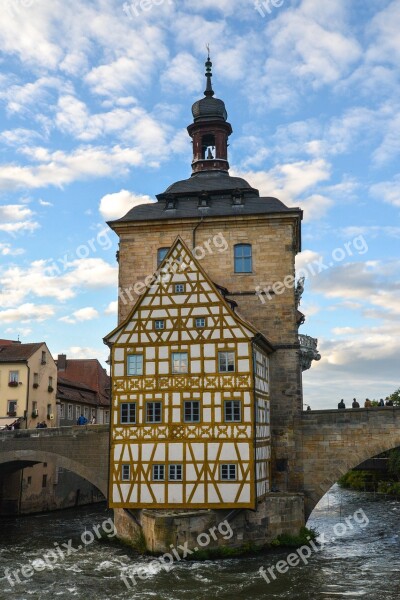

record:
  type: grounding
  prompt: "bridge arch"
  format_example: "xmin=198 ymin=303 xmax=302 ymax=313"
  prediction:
xmin=300 ymin=408 xmax=400 ymax=518
xmin=0 ymin=425 xmax=109 ymax=501
xmin=0 ymin=450 xmax=107 ymax=497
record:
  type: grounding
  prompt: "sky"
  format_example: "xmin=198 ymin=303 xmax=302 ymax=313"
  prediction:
xmin=0 ymin=0 xmax=399 ymax=409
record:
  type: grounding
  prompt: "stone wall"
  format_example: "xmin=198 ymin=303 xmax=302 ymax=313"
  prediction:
xmin=114 ymin=493 xmax=305 ymax=554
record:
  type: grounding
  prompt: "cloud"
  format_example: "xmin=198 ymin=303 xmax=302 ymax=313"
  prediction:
xmin=370 ymin=176 xmax=400 ymax=208
xmin=0 ymin=258 xmax=117 ymax=308
xmin=232 ymin=159 xmax=332 ymax=220
xmin=105 ymin=300 xmax=118 ymax=315
xmin=64 ymin=345 xmax=110 ymax=364
xmin=160 ymin=52 xmax=202 ymax=94
xmin=99 ymin=189 xmax=155 ymax=221
xmin=0 ymin=204 xmax=39 ymax=234
xmin=0 ymin=145 xmax=143 ymax=191
xmin=250 ymin=0 xmax=362 ymax=108
xmin=0 ymin=303 xmax=55 ymax=323
xmin=0 ymin=243 xmax=24 ymax=256
xmin=59 ymin=306 xmax=99 ymax=324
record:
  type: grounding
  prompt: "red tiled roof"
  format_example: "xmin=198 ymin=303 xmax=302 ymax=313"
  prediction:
xmin=57 ymin=359 xmax=110 ymax=407
xmin=0 ymin=342 xmax=43 ymax=362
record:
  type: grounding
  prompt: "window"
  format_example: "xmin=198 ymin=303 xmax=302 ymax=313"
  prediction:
xmin=84 ymin=407 xmax=89 ymax=420
xmin=60 ymin=403 xmax=65 ymax=418
xmin=9 ymin=370 xmax=19 ymax=383
xmin=234 ymin=244 xmax=252 ymax=273
xmin=42 ymin=474 xmax=47 ymax=488
xmin=184 ymin=401 xmax=200 ymax=423
xmin=120 ymin=402 xmax=136 ymax=424
xmin=127 ymin=354 xmax=143 ymax=376
xmin=172 ymin=352 xmax=188 ymax=374
xmin=155 ymin=320 xmax=165 ymax=330
xmin=169 ymin=464 xmax=183 ymax=481
xmin=221 ymin=464 xmax=237 ymax=480
xmin=27 ymin=476 xmax=32 ymax=485
xmin=146 ymin=402 xmax=162 ymax=423
xmin=7 ymin=400 xmax=17 ymax=415
xmin=157 ymin=247 xmax=169 ymax=266
xmin=105 ymin=410 xmax=110 ymax=424
xmin=76 ymin=406 xmax=81 ymax=420
xmin=121 ymin=465 xmax=131 ymax=481
xmin=68 ymin=404 xmax=73 ymax=420
xmin=32 ymin=401 xmax=38 ymax=412
xmin=33 ymin=372 xmax=39 ymax=386
xmin=195 ymin=317 xmax=206 ymax=328
xmin=48 ymin=376 xmax=53 ymax=388
xmin=219 ymin=351 xmax=235 ymax=372
xmin=152 ymin=465 xmax=165 ymax=481
xmin=41 ymin=351 xmax=47 ymax=364
xmin=47 ymin=404 xmax=52 ymax=417
xmin=175 ymin=283 xmax=185 ymax=293
xmin=224 ymin=400 xmax=241 ymax=422
xmin=202 ymin=133 xmax=216 ymax=159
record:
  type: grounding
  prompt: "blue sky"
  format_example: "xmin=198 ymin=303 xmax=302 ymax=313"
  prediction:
xmin=0 ymin=0 xmax=399 ymax=409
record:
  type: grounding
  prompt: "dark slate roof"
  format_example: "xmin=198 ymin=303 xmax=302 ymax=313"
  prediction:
xmin=57 ymin=376 xmax=98 ymax=406
xmin=109 ymin=171 xmax=301 ymax=226
xmin=192 ymin=96 xmax=228 ymax=122
xmin=163 ymin=171 xmax=254 ymax=195
xmin=111 ymin=195 xmax=299 ymax=224
xmin=0 ymin=343 xmax=43 ymax=362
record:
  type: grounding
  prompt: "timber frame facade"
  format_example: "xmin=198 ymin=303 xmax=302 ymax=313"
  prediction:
xmin=105 ymin=238 xmax=272 ymax=509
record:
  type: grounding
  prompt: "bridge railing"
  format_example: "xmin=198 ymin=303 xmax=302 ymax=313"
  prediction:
xmin=0 ymin=424 xmax=110 ymax=438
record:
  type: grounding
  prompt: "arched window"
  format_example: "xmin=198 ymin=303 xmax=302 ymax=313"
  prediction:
xmin=157 ymin=247 xmax=169 ymax=266
xmin=201 ymin=134 xmax=216 ymax=159
xmin=234 ymin=244 xmax=252 ymax=273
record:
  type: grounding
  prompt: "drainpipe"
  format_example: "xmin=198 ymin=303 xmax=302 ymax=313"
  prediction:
xmin=192 ymin=215 xmax=205 ymax=249
xmin=24 ymin=363 xmax=30 ymax=430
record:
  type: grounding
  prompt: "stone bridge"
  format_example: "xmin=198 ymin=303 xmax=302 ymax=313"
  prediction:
xmin=1 ymin=412 xmax=399 ymax=523
xmin=299 ymin=407 xmax=400 ymax=518
xmin=0 ymin=425 xmax=109 ymax=497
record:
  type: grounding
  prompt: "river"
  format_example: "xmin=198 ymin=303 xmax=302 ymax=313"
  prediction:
xmin=0 ymin=485 xmax=399 ymax=599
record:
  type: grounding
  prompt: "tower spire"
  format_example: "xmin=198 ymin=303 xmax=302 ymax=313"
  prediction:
xmin=204 ymin=46 xmax=214 ymax=98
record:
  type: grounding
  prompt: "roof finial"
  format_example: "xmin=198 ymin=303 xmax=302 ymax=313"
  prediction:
xmin=204 ymin=45 xmax=214 ymax=98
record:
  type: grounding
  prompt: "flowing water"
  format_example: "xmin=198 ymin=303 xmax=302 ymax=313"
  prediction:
xmin=0 ymin=485 xmax=399 ymax=599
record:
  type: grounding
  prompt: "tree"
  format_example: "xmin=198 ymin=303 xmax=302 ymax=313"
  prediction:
xmin=389 ymin=388 xmax=400 ymax=406
xmin=388 ymin=449 xmax=400 ymax=482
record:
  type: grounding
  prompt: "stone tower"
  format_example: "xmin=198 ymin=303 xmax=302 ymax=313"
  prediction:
xmin=105 ymin=55 xmax=318 ymax=549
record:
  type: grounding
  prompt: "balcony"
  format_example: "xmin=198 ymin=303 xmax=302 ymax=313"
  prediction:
xmin=299 ymin=334 xmax=321 ymax=372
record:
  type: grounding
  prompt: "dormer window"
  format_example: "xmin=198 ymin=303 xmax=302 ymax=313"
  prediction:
xmin=198 ymin=192 xmax=209 ymax=208
xmin=232 ymin=190 xmax=244 ymax=206
xmin=165 ymin=196 xmax=176 ymax=210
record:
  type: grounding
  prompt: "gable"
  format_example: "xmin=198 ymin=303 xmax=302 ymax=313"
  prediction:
xmin=105 ymin=237 xmax=256 ymax=346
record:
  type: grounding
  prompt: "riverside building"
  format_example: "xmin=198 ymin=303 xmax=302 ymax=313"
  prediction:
xmin=104 ymin=55 xmax=320 ymax=551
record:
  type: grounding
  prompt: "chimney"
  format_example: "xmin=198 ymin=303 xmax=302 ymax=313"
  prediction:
xmin=57 ymin=354 xmax=67 ymax=371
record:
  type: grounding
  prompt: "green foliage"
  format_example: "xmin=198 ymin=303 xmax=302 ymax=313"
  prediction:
xmin=377 ymin=481 xmax=400 ymax=496
xmin=389 ymin=388 xmax=400 ymax=406
xmin=338 ymin=470 xmax=371 ymax=490
xmin=388 ymin=448 xmax=400 ymax=481
xmin=271 ymin=526 xmax=318 ymax=548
